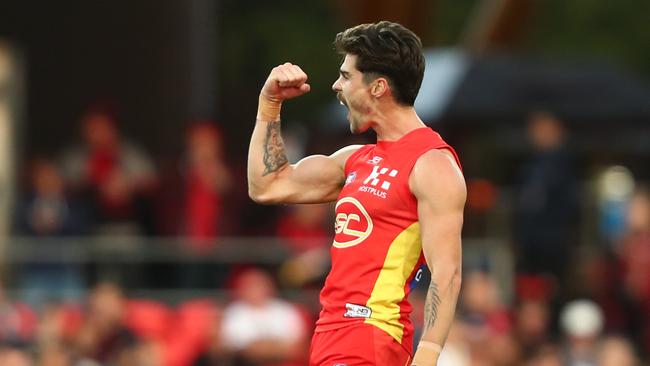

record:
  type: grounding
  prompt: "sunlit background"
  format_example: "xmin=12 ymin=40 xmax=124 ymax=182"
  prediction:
xmin=0 ymin=1 xmax=649 ymax=365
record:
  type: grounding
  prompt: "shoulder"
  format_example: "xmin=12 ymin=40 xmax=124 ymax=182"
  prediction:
xmin=291 ymin=144 xmax=364 ymax=177
xmin=331 ymin=144 xmax=365 ymax=161
xmin=409 ymin=149 xmax=466 ymax=204
xmin=413 ymin=149 xmax=461 ymax=172
xmin=330 ymin=144 xmax=365 ymax=169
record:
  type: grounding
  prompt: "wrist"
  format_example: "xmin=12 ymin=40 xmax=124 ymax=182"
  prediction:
xmin=257 ymin=94 xmax=282 ymax=122
xmin=411 ymin=341 xmax=442 ymax=366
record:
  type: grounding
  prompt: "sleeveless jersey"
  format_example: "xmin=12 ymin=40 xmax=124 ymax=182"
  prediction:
xmin=314 ymin=127 xmax=461 ymax=353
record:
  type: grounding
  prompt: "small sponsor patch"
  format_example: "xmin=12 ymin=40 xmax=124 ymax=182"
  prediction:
xmin=344 ymin=303 xmax=372 ymax=318
xmin=345 ymin=171 xmax=357 ymax=185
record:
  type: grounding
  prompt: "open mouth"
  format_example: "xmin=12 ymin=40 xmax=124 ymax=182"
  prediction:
xmin=336 ymin=94 xmax=351 ymax=120
xmin=337 ymin=94 xmax=348 ymax=108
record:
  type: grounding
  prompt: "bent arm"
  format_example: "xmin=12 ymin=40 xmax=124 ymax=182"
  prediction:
xmin=248 ymin=63 xmax=361 ymax=204
xmin=410 ymin=150 xmax=466 ymax=366
xmin=247 ymin=117 xmax=360 ymax=204
xmin=248 ymin=121 xmax=360 ymax=204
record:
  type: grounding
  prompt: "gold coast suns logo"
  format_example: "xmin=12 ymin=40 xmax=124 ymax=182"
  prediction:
xmin=333 ymin=197 xmax=373 ymax=248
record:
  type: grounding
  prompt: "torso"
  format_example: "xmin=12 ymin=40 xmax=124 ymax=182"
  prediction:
xmin=315 ymin=127 xmax=460 ymax=352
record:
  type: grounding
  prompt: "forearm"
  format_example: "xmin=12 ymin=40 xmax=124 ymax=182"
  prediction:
xmin=412 ymin=264 xmax=461 ymax=366
xmin=247 ymin=96 xmax=289 ymax=201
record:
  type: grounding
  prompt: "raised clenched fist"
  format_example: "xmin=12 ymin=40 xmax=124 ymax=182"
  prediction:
xmin=260 ymin=62 xmax=311 ymax=102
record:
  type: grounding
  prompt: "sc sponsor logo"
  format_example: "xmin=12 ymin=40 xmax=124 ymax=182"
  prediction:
xmin=333 ymin=197 xmax=373 ymax=248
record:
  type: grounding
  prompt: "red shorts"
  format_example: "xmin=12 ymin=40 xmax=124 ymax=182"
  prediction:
xmin=309 ymin=323 xmax=411 ymax=366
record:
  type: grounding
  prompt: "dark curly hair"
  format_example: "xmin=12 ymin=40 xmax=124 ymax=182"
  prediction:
xmin=334 ymin=21 xmax=425 ymax=106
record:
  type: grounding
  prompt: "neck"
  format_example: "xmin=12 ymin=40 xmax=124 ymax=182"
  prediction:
xmin=369 ymin=102 xmax=425 ymax=141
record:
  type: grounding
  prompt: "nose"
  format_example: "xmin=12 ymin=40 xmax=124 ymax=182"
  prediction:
xmin=332 ymin=78 xmax=341 ymax=92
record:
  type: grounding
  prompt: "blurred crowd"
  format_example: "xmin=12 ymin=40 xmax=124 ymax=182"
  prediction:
xmin=16 ymin=103 xmax=233 ymax=239
xmin=0 ymin=268 xmax=311 ymax=366
xmin=13 ymin=102 xmax=333 ymax=241
xmin=10 ymin=101 xmax=333 ymax=290
xmin=1 ymin=103 xmax=650 ymax=366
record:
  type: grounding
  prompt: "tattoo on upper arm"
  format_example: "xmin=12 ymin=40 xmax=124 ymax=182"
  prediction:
xmin=262 ymin=121 xmax=288 ymax=176
xmin=424 ymin=281 xmax=441 ymax=331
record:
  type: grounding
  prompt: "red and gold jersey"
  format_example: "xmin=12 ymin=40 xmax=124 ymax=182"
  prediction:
xmin=314 ymin=127 xmax=461 ymax=353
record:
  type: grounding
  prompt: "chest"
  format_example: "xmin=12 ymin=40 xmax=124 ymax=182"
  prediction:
xmin=341 ymin=150 xmax=411 ymax=203
xmin=334 ymin=151 xmax=417 ymax=245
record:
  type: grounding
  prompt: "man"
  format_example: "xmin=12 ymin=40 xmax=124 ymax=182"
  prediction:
xmin=514 ymin=111 xmax=578 ymax=284
xmin=220 ymin=268 xmax=307 ymax=365
xmin=247 ymin=21 xmax=465 ymax=366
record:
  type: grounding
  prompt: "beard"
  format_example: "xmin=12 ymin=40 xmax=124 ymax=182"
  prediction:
xmin=338 ymin=92 xmax=370 ymax=134
xmin=348 ymin=110 xmax=370 ymax=134
xmin=338 ymin=93 xmax=355 ymax=132
xmin=337 ymin=93 xmax=346 ymax=106
xmin=346 ymin=98 xmax=370 ymax=134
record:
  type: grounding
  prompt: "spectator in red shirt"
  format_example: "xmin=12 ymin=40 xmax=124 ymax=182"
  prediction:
xmin=158 ymin=122 xmax=232 ymax=248
xmin=61 ymin=103 xmax=157 ymax=235
xmin=182 ymin=123 xmax=232 ymax=247
xmin=275 ymin=204 xmax=330 ymax=253
xmin=275 ymin=204 xmax=332 ymax=288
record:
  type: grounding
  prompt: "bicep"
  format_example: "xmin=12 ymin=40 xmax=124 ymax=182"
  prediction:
xmin=275 ymin=155 xmax=345 ymax=203
xmin=260 ymin=145 xmax=362 ymax=204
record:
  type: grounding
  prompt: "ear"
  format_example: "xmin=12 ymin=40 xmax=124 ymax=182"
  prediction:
xmin=370 ymin=77 xmax=389 ymax=99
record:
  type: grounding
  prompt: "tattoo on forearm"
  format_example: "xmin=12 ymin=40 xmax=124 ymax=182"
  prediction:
xmin=424 ymin=281 xmax=441 ymax=331
xmin=262 ymin=121 xmax=288 ymax=176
